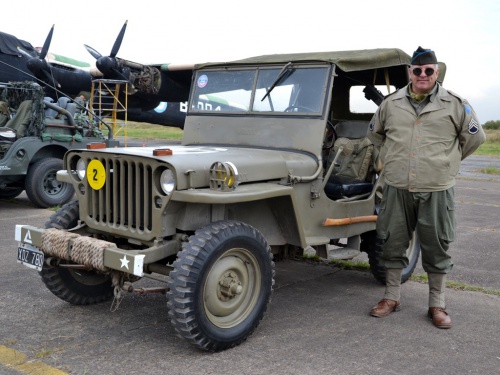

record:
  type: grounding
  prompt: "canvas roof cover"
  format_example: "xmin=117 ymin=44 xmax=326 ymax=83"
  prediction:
xmin=196 ymin=48 xmax=411 ymax=72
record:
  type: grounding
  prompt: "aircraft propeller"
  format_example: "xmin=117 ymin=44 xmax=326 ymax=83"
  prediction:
xmin=25 ymin=25 xmax=61 ymax=88
xmin=84 ymin=21 xmax=131 ymax=82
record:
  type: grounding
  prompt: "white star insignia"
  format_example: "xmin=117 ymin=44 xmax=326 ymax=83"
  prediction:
xmin=120 ymin=255 xmax=130 ymax=270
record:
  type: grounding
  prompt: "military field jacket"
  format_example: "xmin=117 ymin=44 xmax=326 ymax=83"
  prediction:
xmin=367 ymin=84 xmax=486 ymax=192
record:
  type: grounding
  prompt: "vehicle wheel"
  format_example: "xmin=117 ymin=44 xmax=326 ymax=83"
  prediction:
xmin=39 ymin=200 xmax=114 ymax=305
xmin=25 ymin=157 xmax=75 ymax=208
xmin=361 ymin=230 xmax=420 ymax=284
xmin=167 ymin=220 xmax=275 ymax=351
xmin=0 ymin=186 xmax=24 ymax=199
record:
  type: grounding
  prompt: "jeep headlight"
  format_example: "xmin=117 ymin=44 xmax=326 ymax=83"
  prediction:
xmin=210 ymin=161 xmax=239 ymax=191
xmin=160 ymin=169 xmax=176 ymax=195
xmin=76 ymin=158 xmax=86 ymax=180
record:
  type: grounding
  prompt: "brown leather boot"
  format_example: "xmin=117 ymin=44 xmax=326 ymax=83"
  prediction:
xmin=370 ymin=299 xmax=401 ymax=317
xmin=428 ymin=307 xmax=452 ymax=329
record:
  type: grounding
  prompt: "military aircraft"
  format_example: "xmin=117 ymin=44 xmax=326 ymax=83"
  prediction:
xmin=0 ymin=23 xmax=190 ymax=128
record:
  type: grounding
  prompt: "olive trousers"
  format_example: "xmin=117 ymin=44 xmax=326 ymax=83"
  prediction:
xmin=376 ymin=185 xmax=455 ymax=274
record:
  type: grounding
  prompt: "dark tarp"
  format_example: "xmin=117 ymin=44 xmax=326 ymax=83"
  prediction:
xmin=0 ymin=31 xmax=36 ymax=57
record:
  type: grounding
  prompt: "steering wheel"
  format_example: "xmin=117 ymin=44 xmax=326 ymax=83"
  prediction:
xmin=283 ymin=105 xmax=315 ymax=113
xmin=323 ymin=121 xmax=337 ymax=150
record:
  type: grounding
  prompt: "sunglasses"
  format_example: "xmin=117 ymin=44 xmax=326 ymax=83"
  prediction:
xmin=412 ymin=67 xmax=435 ymax=76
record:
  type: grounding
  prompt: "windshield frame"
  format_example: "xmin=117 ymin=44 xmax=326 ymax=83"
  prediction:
xmin=188 ymin=63 xmax=332 ymax=117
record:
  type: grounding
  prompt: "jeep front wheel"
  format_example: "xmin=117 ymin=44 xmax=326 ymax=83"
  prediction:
xmin=25 ymin=157 xmax=75 ymax=208
xmin=361 ymin=230 xmax=420 ymax=284
xmin=0 ymin=186 xmax=24 ymax=199
xmin=40 ymin=200 xmax=114 ymax=305
xmin=167 ymin=220 xmax=274 ymax=351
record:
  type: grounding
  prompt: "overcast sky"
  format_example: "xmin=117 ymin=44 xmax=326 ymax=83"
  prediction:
xmin=3 ymin=0 xmax=499 ymax=121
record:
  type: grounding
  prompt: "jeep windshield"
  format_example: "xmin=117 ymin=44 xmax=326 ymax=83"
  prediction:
xmin=189 ymin=65 xmax=330 ymax=114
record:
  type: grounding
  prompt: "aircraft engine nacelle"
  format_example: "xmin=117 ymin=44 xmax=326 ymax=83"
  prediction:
xmin=128 ymin=63 xmax=161 ymax=96
xmin=98 ymin=57 xmax=161 ymax=96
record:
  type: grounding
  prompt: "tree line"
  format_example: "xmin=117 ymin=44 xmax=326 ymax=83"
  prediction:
xmin=483 ymin=120 xmax=500 ymax=130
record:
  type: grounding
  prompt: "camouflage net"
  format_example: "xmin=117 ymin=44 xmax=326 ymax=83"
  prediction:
xmin=0 ymin=82 xmax=46 ymax=136
xmin=41 ymin=228 xmax=117 ymax=271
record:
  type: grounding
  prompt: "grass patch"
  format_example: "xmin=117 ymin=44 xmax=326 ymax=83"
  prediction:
xmin=301 ymin=254 xmax=321 ymax=261
xmin=410 ymin=273 xmax=500 ymax=296
xmin=329 ymin=259 xmax=371 ymax=271
xmin=410 ymin=273 xmax=428 ymax=283
xmin=445 ymin=281 xmax=500 ymax=296
xmin=102 ymin=121 xmax=184 ymax=141
xmin=33 ymin=346 xmax=65 ymax=359
xmin=479 ymin=167 xmax=500 ymax=175
xmin=34 ymin=348 xmax=52 ymax=358
xmin=475 ymin=129 xmax=500 ymax=156
xmin=325 ymin=259 xmax=500 ymax=296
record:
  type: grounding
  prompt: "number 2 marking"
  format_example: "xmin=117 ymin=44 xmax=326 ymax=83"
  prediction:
xmin=87 ymin=160 xmax=106 ymax=190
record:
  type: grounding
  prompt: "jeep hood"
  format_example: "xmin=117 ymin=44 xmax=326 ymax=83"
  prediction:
xmin=93 ymin=145 xmax=318 ymax=190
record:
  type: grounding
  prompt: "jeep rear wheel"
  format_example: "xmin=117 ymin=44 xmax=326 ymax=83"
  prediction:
xmin=40 ymin=200 xmax=114 ymax=305
xmin=167 ymin=220 xmax=274 ymax=351
xmin=361 ymin=230 xmax=420 ymax=284
xmin=25 ymin=157 xmax=75 ymax=208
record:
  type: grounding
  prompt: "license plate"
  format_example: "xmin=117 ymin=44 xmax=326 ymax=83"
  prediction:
xmin=17 ymin=243 xmax=44 ymax=271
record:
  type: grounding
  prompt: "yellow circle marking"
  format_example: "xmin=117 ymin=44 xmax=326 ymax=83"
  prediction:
xmin=87 ymin=159 xmax=106 ymax=190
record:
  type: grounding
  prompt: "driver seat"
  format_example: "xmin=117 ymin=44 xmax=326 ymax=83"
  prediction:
xmin=324 ymin=121 xmax=375 ymax=200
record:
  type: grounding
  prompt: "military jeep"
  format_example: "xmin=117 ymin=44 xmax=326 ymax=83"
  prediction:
xmin=15 ymin=49 xmax=425 ymax=351
xmin=0 ymin=81 xmax=117 ymax=208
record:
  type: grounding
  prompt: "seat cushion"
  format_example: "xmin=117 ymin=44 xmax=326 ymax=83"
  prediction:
xmin=324 ymin=175 xmax=373 ymax=199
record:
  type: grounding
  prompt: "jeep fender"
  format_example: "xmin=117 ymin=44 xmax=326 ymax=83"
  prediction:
xmin=171 ymin=183 xmax=306 ymax=247
xmin=0 ymin=137 xmax=68 ymax=177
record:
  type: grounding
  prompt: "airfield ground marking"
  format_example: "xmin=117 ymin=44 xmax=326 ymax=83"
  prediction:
xmin=0 ymin=345 xmax=67 ymax=375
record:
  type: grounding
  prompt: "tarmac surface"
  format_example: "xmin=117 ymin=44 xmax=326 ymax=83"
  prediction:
xmin=0 ymin=155 xmax=499 ymax=375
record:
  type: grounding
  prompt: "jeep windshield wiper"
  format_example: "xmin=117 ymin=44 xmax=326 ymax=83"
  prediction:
xmin=261 ymin=62 xmax=293 ymax=102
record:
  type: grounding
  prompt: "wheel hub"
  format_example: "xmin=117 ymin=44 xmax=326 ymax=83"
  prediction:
xmin=44 ymin=173 xmax=61 ymax=193
xmin=218 ymin=271 xmax=243 ymax=301
xmin=203 ymin=249 xmax=261 ymax=327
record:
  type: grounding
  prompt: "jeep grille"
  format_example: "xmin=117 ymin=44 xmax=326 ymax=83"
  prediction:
xmin=81 ymin=154 xmax=161 ymax=239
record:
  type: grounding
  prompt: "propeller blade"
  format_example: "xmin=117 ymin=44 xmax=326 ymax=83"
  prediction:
xmin=42 ymin=68 xmax=61 ymax=88
xmin=84 ymin=44 xmax=102 ymax=60
xmin=39 ymin=25 xmax=54 ymax=60
xmin=110 ymin=20 xmax=128 ymax=58
xmin=16 ymin=46 xmax=32 ymax=58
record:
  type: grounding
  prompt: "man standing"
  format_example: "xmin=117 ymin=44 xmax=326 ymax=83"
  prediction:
xmin=366 ymin=47 xmax=486 ymax=328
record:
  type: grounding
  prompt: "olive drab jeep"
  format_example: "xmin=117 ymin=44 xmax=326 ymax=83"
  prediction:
xmin=15 ymin=49 xmax=430 ymax=351
xmin=0 ymin=82 xmax=117 ymax=208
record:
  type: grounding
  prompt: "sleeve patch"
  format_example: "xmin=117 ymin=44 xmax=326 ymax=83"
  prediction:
xmin=369 ymin=121 xmax=375 ymax=131
xmin=468 ymin=118 xmax=480 ymax=134
xmin=464 ymin=104 xmax=471 ymax=114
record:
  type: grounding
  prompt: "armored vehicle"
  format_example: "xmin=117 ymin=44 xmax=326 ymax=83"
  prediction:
xmin=0 ymin=81 xmax=116 ymax=208
xmin=16 ymin=49 xmax=427 ymax=351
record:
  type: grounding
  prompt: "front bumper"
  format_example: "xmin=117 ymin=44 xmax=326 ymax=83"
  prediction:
xmin=14 ymin=225 xmax=174 ymax=277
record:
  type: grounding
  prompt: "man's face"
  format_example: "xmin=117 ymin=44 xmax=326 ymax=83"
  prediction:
xmin=409 ymin=64 xmax=439 ymax=94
